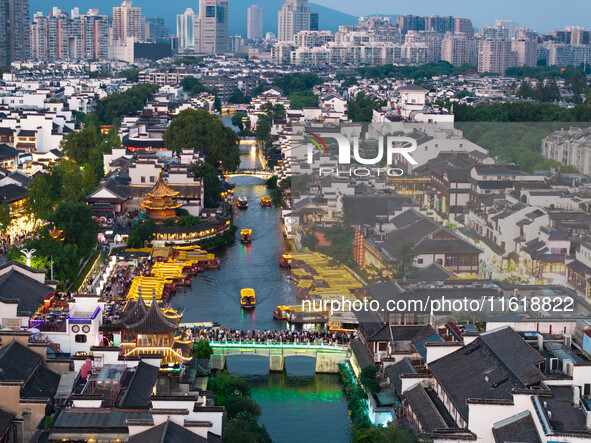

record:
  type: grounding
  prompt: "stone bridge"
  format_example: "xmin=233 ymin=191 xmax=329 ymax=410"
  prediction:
xmin=224 ymin=169 xmax=274 ymax=180
xmin=208 ymin=341 xmax=349 ymax=373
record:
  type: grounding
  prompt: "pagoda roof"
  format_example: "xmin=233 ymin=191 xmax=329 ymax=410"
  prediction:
xmin=114 ymin=295 xmax=148 ymax=327
xmin=144 ymin=175 xmax=180 ymax=199
xmin=125 ymin=297 xmax=180 ymax=334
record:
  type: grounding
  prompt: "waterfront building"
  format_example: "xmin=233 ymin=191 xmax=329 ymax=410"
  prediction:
xmin=113 ymin=295 xmax=184 ymax=364
xmin=247 ymin=5 xmax=263 ymax=40
xmin=177 ymin=8 xmax=195 ymax=51
xmin=278 ymin=0 xmax=312 ymax=42
xmin=140 ymin=175 xmax=182 ymax=222
xmin=193 ymin=0 xmax=229 ymax=54
xmin=112 ymin=1 xmax=142 ymax=42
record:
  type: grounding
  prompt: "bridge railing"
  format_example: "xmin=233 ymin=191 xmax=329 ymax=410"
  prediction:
xmin=207 ymin=340 xmax=349 ymax=352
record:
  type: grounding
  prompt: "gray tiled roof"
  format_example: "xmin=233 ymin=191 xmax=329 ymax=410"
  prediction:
xmin=492 ymin=411 xmax=541 ymax=443
xmin=120 ymin=362 xmax=160 ymax=409
xmin=128 ymin=420 xmax=210 ymax=443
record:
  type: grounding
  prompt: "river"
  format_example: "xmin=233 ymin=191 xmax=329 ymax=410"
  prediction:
xmin=169 ymin=134 xmax=352 ymax=442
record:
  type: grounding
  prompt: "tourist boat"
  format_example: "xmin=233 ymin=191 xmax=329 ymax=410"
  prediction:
xmin=240 ymin=229 xmax=252 ymax=243
xmin=279 ymin=254 xmax=292 ymax=268
xmin=273 ymin=305 xmax=290 ymax=320
xmin=236 ymin=197 xmax=248 ymax=209
xmin=261 ymin=196 xmax=272 ymax=207
xmin=240 ymin=288 xmax=256 ymax=309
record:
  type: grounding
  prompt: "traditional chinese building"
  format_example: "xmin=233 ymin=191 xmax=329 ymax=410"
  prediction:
xmin=140 ymin=175 xmax=182 ymax=222
xmin=113 ymin=296 xmax=186 ymax=365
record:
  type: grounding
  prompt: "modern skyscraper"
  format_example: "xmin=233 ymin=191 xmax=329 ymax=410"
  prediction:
xmin=112 ymin=1 xmax=142 ymax=42
xmin=194 ymin=0 xmax=229 ymax=54
xmin=512 ymin=39 xmax=537 ymax=67
xmin=177 ymin=8 xmax=195 ymax=50
xmin=478 ymin=38 xmax=516 ymax=73
xmin=143 ymin=17 xmax=168 ymax=41
xmin=247 ymin=5 xmax=263 ymax=40
xmin=0 ymin=0 xmax=31 ymax=66
xmin=278 ymin=0 xmax=312 ymax=42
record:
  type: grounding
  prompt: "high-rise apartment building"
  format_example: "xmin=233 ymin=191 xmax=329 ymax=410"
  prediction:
xmin=194 ymin=0 xmax=229 ymax=54
xmin=454 ymin=18 xmax=474 ymax=35
xmin=426 ymin=16 xmax=454 ymax=34
xmin=0 ymin=0 xmax=31 ymax=66
xmin=512 ymin=39 xmax=538 ymax=67
xmin=495 ymin=20 xmax=519 ymax=38
xmin=396 ymin=15 xmax=425 ymax=35
xmin=30 ymin=8 xmax=108 ymax=60
xmin=479 ymin=25 xmax=510 ymax=39
xmin=278 ymin=0 xmax=312 ymax=42
xmin=441 ymin=34 xmax=477 ymax=66
xmin=478 ymin=38 xmax=516 ymax=73
xmin=247 ymin=5 xmax=263 ymax=40
xmin=177 ymin=8 xmax=195 ymax=50
xmin=112 ymin=1 xmax=142 ymax=42
xmin=405 ymin=30 xmax=442 ymax=62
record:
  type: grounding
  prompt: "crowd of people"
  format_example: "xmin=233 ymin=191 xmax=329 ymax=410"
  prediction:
xmin=185 ymin=326 xmax=356 ymax=345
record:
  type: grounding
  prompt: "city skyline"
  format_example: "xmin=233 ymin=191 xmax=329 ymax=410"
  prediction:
xmin=26 ymin=0 xmax=591 ymax=35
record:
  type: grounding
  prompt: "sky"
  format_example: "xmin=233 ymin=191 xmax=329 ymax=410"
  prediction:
xmin=310 ymin=0 xmax=591 ymax=33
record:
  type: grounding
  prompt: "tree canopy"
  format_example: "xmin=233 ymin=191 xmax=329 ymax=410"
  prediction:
xmin=95 ymin=84 xmax=158 ymax=125
xmin=163 ymin=109 xmax=240 ymax=171
xmin=188 ymin=162 xmax=222 ymax=207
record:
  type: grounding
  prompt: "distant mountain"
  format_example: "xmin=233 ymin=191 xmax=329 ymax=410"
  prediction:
xmin=29 ymin=0 xmax=360 ymax=37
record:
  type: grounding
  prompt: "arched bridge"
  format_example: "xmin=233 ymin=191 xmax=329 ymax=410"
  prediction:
xmin=208 ymin=341 xmax=350 ymax=373
xmin=223 ymin=169 xmax=274 ymax=180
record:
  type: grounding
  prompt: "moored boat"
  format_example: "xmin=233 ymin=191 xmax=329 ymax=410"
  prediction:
xmin=279 ymin=254 xmax=292 ymax=268
xmin=240 ymin=288 xmax=256 ymax=309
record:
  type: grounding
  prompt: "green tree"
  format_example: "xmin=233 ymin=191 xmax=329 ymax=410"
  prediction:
xmin=223 ymin=396 xmax=262 ymax=420
xmin=348 ymin=92 xmax=386 ymax=122
xmin=222 ymin=412 xmax=272 ymax=443
xmin=0 ymin=203 xmax=11 ymax=233
xmin=50 ymin=202 xmax=99 ymax=255
xmin=320 ymin=216 xmax=354 ymax=263
xmin=389 ymin=242 xmax=418 ymax=281
xmin=127 ymin=220 xmax=156 ymax=248
xmin=360 ymin=365 xmax=380 ymax=395
xmin=116 ymin=69 xmax=140 ymax=82
xmin=192 ymin=340 xmax=213 ymax=359
xmin=60 ymin=124 xmax=101 ymax=164
xmin=228 ymin=87 xmax=246 ymax=104
xmin=163 ymin=109 xmax=240 ymax=171
xmin=352 ymin=423 xmax=421 ymax=443
xmin=180 ymin=77 xmax=209 ymax=96
xmin=95 ymin=84 xmax=158 ymax=125
xmin=188 ymin=162 xmax=222 ymax=208
xmin=254 ymin=114 xmax=272 ymax=145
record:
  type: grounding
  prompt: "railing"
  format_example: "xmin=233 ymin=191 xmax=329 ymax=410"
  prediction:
xmin=208 ymin=340 xmax=349 ymax=352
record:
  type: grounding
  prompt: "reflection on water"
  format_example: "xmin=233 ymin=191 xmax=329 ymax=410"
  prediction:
xmin=227 ymin=355 xmax=352 ymax=443
xmin=170 ymin=147 xmax=294 ymax=330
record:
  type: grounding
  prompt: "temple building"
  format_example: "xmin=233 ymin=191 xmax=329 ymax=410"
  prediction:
xmin=112 ymin=296 xmax=187 ymax=365
xmin=140 ymin=175 xmax=182 ymax=222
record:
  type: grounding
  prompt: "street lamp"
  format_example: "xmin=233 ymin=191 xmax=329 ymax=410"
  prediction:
xmin=21 ymin=248 xmax=36 ymax=267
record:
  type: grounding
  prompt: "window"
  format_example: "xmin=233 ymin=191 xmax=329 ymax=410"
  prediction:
xmin=205 ymin=5 xmax=215 ymax=17
xmin=217 ymin=6 xmax=225 ymax=23
xmin=584 ymin=383 xmax=591 ymax=396
xmin=141 ymin=176 xmax=145 ymax=183
xmin=75 ymin=334 xmax=87 ymax=343
xmin=378 ymin=342 xmax=387 ymax=351
xmin=82 ymin=325 xmax=90 ymax=333
xmin=71 ymin=325 xmax=80 ymax=333
xmin=150 ymin=176 xmax=155 ymax=183
xmin=417 ymin=258 xmax=423 ymax=264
